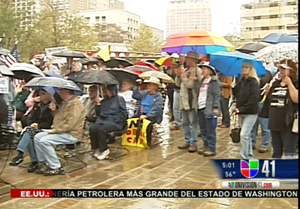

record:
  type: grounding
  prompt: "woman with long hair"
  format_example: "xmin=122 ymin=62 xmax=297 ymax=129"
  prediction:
xmin=262 ymin=60 xmax=298 ymax=158
xmin=233 ymin=62 xmax=260 ymax=159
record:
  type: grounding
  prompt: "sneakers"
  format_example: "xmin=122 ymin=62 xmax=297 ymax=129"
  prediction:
xmin=95 ymin=149 xmax=110 ymax=160
xmin=197 ymin=145 xmax=208 ymax=155
xmin=177 ymin=144 xmax=190 ymax=149
xmin=27 ymin=162 xmax=39 ymax=173
xmin=188 ymin=145 xmax=197 ymax=153
xmin=63 ymin=150 xmax=76 ymax=158
xmin=44 ymin=167 xmax=65 ymax=176
xmin=9 ymin=156 xmax=24 ymax=166
xmin=203 ymin=151 xmax=217 ymax=157
xmin=258 ymin=147 xmax=268 ymax=153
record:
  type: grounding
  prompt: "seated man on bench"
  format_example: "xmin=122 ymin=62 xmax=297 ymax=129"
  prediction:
xmin=33 ymin=88 xmax=85 ymax=176
xmin=132 ymin=77 xmax=163 ymax=146
xmin=89 ymin=85 xmax=127 ymax=160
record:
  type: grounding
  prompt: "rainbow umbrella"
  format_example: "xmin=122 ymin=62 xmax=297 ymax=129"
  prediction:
xmin=162 ymin=30 xmax=234 ymax=54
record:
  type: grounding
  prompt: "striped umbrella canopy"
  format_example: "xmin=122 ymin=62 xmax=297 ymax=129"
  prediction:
xmin=162 ymin=30 xmax=234 ymax=55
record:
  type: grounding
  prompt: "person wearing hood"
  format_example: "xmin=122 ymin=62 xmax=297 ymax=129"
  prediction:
xmin=89 ymin=85 xmax=127 ymax=160
xmin=132 ymin=77 xmax=164 ymax=147
xmin=197 ymin=64 xmax=221 ymax=157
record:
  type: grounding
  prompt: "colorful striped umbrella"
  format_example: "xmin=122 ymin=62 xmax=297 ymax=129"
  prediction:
xmin=155 ymin=57 xmax=174 ymax=67
xmin=162 ymin=30 xmax=234 ymax=55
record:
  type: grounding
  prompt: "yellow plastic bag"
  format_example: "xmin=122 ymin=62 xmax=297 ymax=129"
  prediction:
xmin=122 ymin=118 xmax=151 ymax=149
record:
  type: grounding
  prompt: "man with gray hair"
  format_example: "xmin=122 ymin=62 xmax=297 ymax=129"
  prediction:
xmin=43 ymin=57 xmax=60 ymax=75
xmin=65 ymin=61 xmax=85 ymax=92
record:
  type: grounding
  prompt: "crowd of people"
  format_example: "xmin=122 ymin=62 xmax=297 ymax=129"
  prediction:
xmin=0 ymin=50 xmax=298 ymax=176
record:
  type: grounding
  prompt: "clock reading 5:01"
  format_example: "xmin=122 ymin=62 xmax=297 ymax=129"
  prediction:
xmin=222 ymin=162 xmax=235 ymax=168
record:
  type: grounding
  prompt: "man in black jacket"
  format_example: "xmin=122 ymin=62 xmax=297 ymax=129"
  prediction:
xmin=250 ymin=70 xmax=272 ymax=153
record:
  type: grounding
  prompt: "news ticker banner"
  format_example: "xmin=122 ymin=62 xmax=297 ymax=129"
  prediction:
xmin=10 ymin=189 xmax=298 ymax=198
xmin=212 ymin=159 xmax=298 ymax=179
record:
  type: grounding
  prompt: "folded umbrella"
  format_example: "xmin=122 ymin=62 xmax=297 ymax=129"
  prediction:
xmin=25 ymin=77 xmax=82 ymax=93
xmin=260 ymin=33 xmax=298 ymax=44
xmin=236 ymin=43 xmax=266 ymax=54
xmin=255 ymin=43 xmax=298 ymax=63
xmin=210 ymin=51 xmax=266 ymax=77
xmin=105 ymin=68 xmax=139 ymax=85
xmin=0 ymin=62 xmax=14 ymax=76
xmin=9 ymin=63 xmax=44 ymax=80
xmin=75 ymin=70 xmax=119 ymax=86
xmin=139 ymin=71 xmax=174 ymax=83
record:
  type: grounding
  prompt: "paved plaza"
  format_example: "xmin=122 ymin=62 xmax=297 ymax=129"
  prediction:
xmin=0 ymin=113 xmax=298 ymax=209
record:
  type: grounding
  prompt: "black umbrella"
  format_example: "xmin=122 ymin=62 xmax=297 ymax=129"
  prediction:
xmin=105 ymin=58 xmax=133 ymax=68
xmin=236 ymin=43 xmax=266 ymax=54
xmin=52 ymin=50 xmax=88 ymax=58
xmin=9 ymin=63 xmax=44 ymax=81
xmin=52 ymin=50 xmax=88 ymax=71
xmin=25 ymin=77 xmax=82 ymax=92
xmin=0 ymin=62 xmax=14 ymax=76
xmin=79 ymin=57 xmax=100 ymax=65
xmin=75 ymin=70 xmax=119 ymax=86
xmin=106 ymin=68 xmax=139 ymax=85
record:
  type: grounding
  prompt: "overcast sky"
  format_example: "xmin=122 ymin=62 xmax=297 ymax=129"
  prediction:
xmin=124 ymin=0 xmax=250 ymax=35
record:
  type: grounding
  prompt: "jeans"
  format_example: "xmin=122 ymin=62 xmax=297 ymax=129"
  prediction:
xmin=220 ymin=96 xmax=230 ymax=126
xmin=198 ymin=109 xmax=217 ymax=152
xmin=173 ymin=91 xmax=182 ymax=126
xmin=239 ymin=114 xmax=258 ymax=159
xmin=34 ymin=132 xmax=78 ymax=169
xmin=17 ymin=131 xmax=38 ymax=163
xmin=182 ymin=109 xmax=198 ymax=145
xmin=271 ymin=131 xmax=297 ymax=158
xmin=250 ymin=102 xmax=271 ymax=148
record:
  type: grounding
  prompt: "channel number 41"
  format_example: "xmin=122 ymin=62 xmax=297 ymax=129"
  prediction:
xmin=261 ymin=160 xmax=275 ymax=178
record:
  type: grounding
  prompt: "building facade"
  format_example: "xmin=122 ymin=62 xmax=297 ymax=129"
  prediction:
xmin=166 ymin=0 xmax=212 ymax=38
xmin=148 ymin=26 xmax=164 ymax=41
xmin=49 ymin=0 xmax=124 ymax=11
xmin=240 ymin=0 xmax=298 ymax=42
xmin=286 ymin=21 xmax=298 ymax=36
xmin=13 ymin=0 xmax=44 ymax=27
xmin=79 ymin=9 xmax=140 ymax=39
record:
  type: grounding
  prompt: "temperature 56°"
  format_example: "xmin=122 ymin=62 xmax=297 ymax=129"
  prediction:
xmin=225 ymin=171 xmax=235 ymax=178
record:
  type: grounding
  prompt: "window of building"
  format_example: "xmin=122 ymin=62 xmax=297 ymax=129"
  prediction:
xmin=287 ymin=1 xmax=296 ymax=6
xmin=95 ymin=16 xmax=100 ymax=22
xmin=270 ymin=15 xmax=278 ymax=18
xmin=101 ymin=16 xmax=106 ymax=22
xmin=284 ymin=13 xmax=295 ymax=17
xmin=270 ymin=2 xmax=278 ymax=7
xmin=254 ymin=16 xmax=261 ymax=20
xmin=261 ymin=27 xmax=269 ymax=30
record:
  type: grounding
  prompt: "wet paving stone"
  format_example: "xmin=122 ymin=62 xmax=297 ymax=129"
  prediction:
xmin=0 ymin=112 xmax=298 ymax=208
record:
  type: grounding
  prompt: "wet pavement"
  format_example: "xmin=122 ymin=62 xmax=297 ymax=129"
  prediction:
xmin=0 ymin=112 xmax=298 ymax=209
